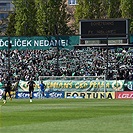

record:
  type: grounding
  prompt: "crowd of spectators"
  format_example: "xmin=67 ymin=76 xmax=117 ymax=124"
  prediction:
xmin=0 ymin=46 xmax=133 ymax=81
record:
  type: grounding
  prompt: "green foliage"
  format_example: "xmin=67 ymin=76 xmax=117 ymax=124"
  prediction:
xmin=120 ymin=0 xmax=133 ymax=33
xmin=6 ymin=0 xmax=133 ymax=35
xmin=35 ymin=0 xmax=47 ymax=35
xmin=0 ymin=18 xmax=8 ymax=36
xmin=8 ymin=0 xmax=73 ymax=36
xmin=6 ymin=13 xmax=16 ymax=36
xmin=13 ymin=0 xmax=37 ymax=36
xmin=74 ymin=0 xmax=112 ymax=32
xmin=107 ymin=0 xmax=121 ymax=18
xmin=74 ymin=0 xmax=90 ymax=30
xmin=120 ymin=0 xmax=133 ymax=18
xmin=130 ymin=20 xmax=133 ymax=34
xmin=74 ymin=0 xmax=133 ymax=33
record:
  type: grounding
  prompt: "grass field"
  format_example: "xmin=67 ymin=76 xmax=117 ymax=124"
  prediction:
xmin=0 ymin=98 xmax=132 ymax=133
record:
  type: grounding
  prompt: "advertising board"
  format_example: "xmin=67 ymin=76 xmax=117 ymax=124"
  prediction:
xmin=65 ymin=92 xmax=115 ymax=99
xmin=16 ymin=91 xmax=64 ymax=99
xmin=16 ymin=91 xmax=39 ymax=99
xmin=115 ymin=91 xmax=133 ymax=99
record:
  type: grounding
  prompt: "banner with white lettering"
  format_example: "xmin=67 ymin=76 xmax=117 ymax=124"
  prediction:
xmin=16 ymin=91 xmax=40 ymax=99
xmin=115 ymin=91 xmax=133 ymax=99
xmin=45 ymin=91 xmax=64 ymax=98
xmin=0 ymin=36 xmax=79 ymax=50
xmin=16 ymin=91 xmax=64 ymax=99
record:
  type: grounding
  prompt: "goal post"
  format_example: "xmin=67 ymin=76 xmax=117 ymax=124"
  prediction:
xmin=38 ymin=75 xmax=106 ymax=98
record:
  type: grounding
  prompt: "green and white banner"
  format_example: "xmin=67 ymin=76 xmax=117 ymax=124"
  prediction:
xmin=0 ymin=36 xmax=79 ymax=50
xmin=18 ymin=80 xmax=125 ymax=92
xmin=125 ymin=81 xmax=133 ymax=91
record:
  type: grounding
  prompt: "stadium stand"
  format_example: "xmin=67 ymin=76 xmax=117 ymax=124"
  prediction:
xmin=0 ymin=46 xmax=133 ymax=81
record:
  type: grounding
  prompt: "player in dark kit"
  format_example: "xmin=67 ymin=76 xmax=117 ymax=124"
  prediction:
xmin=27 ymin=78 xmax=36 ymax=102
xmin=2 ymin=77 xmax=12 ymax=104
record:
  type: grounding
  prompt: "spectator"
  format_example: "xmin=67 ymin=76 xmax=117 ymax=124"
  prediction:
xmin=0 ymin=46 xmax=132 ymax=81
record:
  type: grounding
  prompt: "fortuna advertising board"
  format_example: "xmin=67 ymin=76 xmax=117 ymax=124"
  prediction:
xmin=65 ymin=92 xmax=115 ymax=99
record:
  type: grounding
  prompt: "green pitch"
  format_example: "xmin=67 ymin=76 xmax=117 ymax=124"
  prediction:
xmin=0 ymin=99 xmax=132 ymax=133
